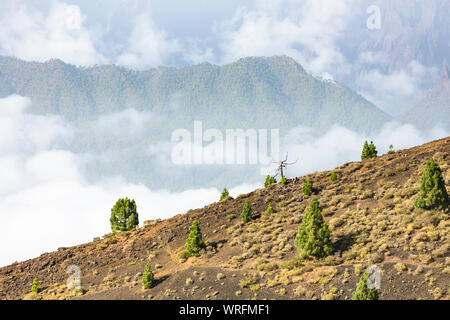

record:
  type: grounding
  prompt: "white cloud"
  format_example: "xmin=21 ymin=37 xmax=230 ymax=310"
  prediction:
xmin=216 ymin=0 xmax=355 ymax=77
xmin=93 ymin=108 xmax=157 ymax=138
xmin=355 ymin=57 xmax=440 ymax=115
xmin=0 ymin=95 xmax=70 ymax=155
xmin=0 ymin=1 xmax=220 ymax=68
xmin=114 ymin=6 xmax=218 ymax=68
xmin=116 ymin=8 xmax=180 ymax=69
xmin=182 ymin=39 xmax=216 ymax=65
xmin=0 ymin=1 xmax=106 ymax=66
xmin=357 ymin=51 xmax=388 ymax=66
xmin=279 ymin=122 xmax=449 ymax=178
xmin=0 ymin=0 xmax=357 ymax=73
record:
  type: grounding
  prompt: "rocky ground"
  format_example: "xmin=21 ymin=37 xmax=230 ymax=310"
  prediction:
xmin=0 ymin=137 xmax=449 ymax=300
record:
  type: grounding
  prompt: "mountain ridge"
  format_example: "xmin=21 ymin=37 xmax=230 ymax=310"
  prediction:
xmin=0 ymin=54 xmax=391 ymax=134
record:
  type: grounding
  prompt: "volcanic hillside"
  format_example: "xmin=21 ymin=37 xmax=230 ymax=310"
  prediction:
xmin=0 ymin=138 xmax=449 ymax=300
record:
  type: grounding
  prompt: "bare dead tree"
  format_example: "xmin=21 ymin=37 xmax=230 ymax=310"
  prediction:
xmin=272 ymin=152 xmax=298 ymax=179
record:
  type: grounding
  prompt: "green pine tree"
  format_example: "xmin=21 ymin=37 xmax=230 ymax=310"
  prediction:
xmin=361 ymin=141 xmax=369 ymax=160
xmin=361 ymin=140 xmax=378 ymax=160
xmin=264 ymin=175 xmax=277 ymax=187
xmin=280 ymin=176 xmax=287 ymax=185
xmin=302 ymin=178 xmax=313 ymax=196
xmin=414 ymin=159 xmax=449 ymax=209
xmin=294 ymin=198 xmax=333 ymax=258
xmin=31 ymin=278 xmax=39 ymax=293
xmin=352 ymin=271 xmax=378 ymax=300
xmin=330 ymin=171 xmax=337 ymax=181
xmin=369 ymin=141 xmax=377 ymax=157
xmin=220 ymin=188 xmax=229 ymax=201
xmin=387 ymin=144 xmax=395 ymax=154
xmin=241 ymin=200 xmax=252 ymax=223
xmin=110 ymin=197 xmax=139 ymax=232
xmin=266 ymin=203 xmax=274 ymax=215
xmin=185 ymin=220 xmax=206 ymax=257
xmin=142 ymin=263 xmax=154 ymax=289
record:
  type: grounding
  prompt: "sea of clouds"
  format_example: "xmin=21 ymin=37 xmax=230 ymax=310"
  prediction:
xmin=0 ymin=95 xmax=258 ymax=266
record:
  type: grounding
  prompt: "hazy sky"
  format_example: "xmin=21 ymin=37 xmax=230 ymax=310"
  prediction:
xmin=0 ymin=0 xmax=373 ymax=71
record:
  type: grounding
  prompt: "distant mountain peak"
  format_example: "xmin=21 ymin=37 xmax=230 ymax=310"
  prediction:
xmin=46 ymin=58 xmax=66 ymax=65
xmin=0 ymin=54 xmax=389 ymax=133
xmin=234 ymin=55 xmax=299 ymax=65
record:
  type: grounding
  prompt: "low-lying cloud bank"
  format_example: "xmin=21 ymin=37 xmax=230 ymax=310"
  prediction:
xmin=278 ymin=123 xmax=448 ymax=178
xmin=0 ymin=95 xmax=257 ymax=266
xmin=0 ymin=94 xmax=448 ymax=267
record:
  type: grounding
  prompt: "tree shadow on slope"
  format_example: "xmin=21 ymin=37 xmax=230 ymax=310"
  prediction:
xmin=153 ymin=275 xmax=169 ymax=288
xmin=334 ymin=232 xmax=358 ymax=253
